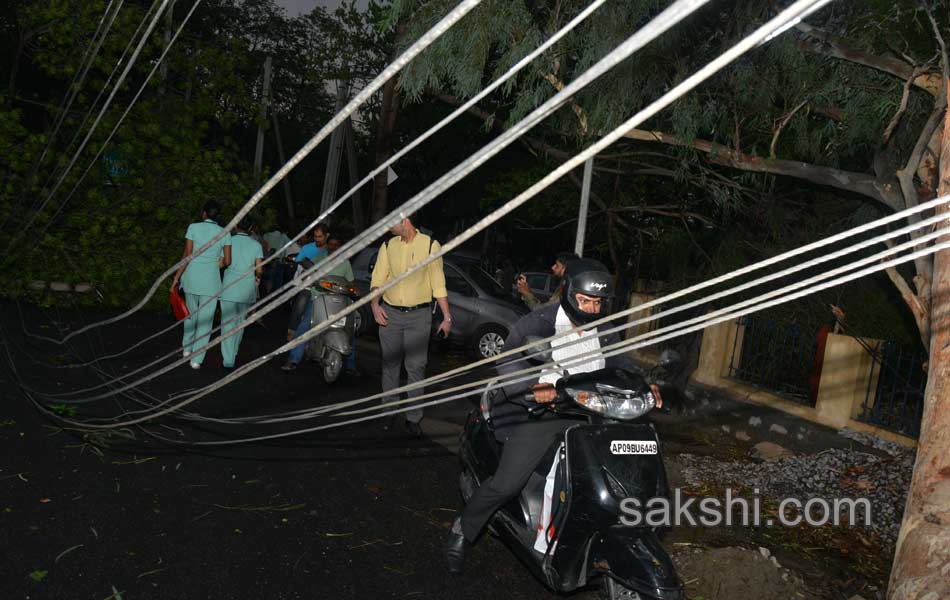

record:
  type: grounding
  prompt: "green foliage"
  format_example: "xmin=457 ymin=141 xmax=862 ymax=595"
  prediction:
xmin=0 ymin=0 xmax=388 ymax=308
xmin=49 ymin=403 xmax=77 ymax=417
xmin=29 ymin=569 xmax=48 ymax=583
xmin=392 ymin=0 xmax=947 ymax=345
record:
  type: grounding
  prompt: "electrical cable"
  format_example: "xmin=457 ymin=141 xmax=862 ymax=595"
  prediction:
xmin=17 ymin=0 xmax=716 ymax=409
xmin=32 ymin=0 xmax=609 ymax=370
xmin=32 ymin=0 xmax=210 ymax=244
xmin=36 ymin=0 xmax=163 ymax=206
xmin=28 ymin=0 xmax=122 ymax=188
xmin=21 ymin=0 xmax=838 ymax=427
xmin=180 ymin=236 xmax=950 ymax=446
xmin=9 ymin=0 xmax=174 ymax=250
xmin=30 ymin=0 xmax=485 ymax=345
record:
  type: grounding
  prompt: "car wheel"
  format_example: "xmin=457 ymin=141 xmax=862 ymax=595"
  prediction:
xmin=474 ymin=325 xmax=507 ymax=359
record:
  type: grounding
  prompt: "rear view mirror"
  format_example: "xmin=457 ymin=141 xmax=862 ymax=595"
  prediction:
xmin=523 ymin=335 xmax=552 ymax=364
xmin=658 ymin=349 xmax=683 ymax=375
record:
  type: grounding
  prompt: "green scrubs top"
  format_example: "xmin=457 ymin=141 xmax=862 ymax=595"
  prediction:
xmin=181 ymin=219 xmax=231 ymax=296
xmin=222 ymin=233 xmax=264 ymax=303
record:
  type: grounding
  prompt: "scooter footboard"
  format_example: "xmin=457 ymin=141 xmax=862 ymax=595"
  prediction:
xmin=589 ymin=527 xmax=683 ymax=600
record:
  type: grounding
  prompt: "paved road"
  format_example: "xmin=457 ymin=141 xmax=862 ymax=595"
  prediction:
xmin=1 ymin=305 xmax=584 ymax=599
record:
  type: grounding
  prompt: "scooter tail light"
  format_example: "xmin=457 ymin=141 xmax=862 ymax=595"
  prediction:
xmin=319 ymin=280 xmax=333 ymax=290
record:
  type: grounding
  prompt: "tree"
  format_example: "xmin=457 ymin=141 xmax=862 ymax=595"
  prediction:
xmin=393 ymin=1 xmax=950 ymax=596
xmin=0 ymin=0 xmax=389 ymax=305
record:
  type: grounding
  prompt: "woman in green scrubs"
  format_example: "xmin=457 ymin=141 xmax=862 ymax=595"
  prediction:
xmin=171 ymin=201 xmax=232 ymax=369
xmin=220 ymin=217 xmax=263 ymax=368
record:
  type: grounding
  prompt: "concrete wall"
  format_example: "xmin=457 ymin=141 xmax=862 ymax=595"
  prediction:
xmin=625 ymin=293 xmax=662 ymax=362
xmin=626 ymin=294 xmax=917 ymax=448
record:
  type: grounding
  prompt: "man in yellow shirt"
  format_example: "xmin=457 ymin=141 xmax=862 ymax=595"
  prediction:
xmin=370 ymin=215 xmax=452 ymax=437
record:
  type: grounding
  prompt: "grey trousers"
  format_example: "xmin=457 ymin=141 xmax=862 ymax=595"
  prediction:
xmin=378 ymin=306 xmax=431 ymax=424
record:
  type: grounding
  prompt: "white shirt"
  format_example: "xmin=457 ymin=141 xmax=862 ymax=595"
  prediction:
xmin=538 ymin=305 xmax=605 ymax=385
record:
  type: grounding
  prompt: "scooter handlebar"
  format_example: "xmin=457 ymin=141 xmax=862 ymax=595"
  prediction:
xmin=525 ymin=391 xmax=565 ymax=416
xmin=527 ymin=399 xmax=548 ymax=417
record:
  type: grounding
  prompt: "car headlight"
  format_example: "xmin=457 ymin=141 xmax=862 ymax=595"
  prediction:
xmin=565 ymin=386 xmax=655 ymax=420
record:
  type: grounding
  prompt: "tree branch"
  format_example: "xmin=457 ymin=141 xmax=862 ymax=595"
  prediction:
xmin=610 ymin=205 xmax=712 ymax=224
xmin=795 ymin=23 xmax=941 ymax=96
xmin=621 ymin=128 xmax=904 ymax=211
xmin=896 ymin=83 xmax=947 ymax=211
xmin=770 ymin=99 xmax=809 ymax=159
xmin=883 ymin=263 xmax=930 ymax=347
xmin=883 ymin=63 xmax=931 ymax=145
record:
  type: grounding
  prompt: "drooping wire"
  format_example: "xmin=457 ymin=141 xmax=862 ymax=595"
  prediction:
xmin=23 ymin=0 xmax=841 ymax=429
xmin=32 ymin=0 xmax=210 ymax=244
xmin=30 ymin=0 xmax=610 ymax=371
xmin=30 ymin=0 xmax=486 ymax=345
xmin=18 ymin=0 xmax=715 ymax=409
xmin=9 ymin=0 xmax=174 ymax=250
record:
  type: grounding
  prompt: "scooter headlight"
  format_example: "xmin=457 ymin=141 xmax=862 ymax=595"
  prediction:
xmin=565 ymin=384 xmax=655 ymax=420
xmin=329 ymin=316 xmax=346 ymax=329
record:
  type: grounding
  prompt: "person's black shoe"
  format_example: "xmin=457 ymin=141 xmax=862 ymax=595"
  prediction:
xmin=406 ymin=420 xmax=423 ymax=438
xmin=445 ymin=516 xmax=466 ymax=575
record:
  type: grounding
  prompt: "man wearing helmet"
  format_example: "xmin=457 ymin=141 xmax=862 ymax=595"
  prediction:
xmin=445 ymin=259 xmax=662 ymax=574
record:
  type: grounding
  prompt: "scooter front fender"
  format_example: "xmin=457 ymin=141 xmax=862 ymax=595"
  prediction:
xmin=590 ymin=527 xmax=683 ymax=600
xmin=321 ymin=329 xmax=352 ymax=355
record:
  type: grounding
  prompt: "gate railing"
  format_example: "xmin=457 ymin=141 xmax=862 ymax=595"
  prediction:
xmin=857 ymin=340 xmax=927 ymax=439
xmin=727 ymin=316 xmax=817 ymax=405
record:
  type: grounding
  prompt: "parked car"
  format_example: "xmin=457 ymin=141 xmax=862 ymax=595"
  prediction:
xmin=351 ymin=246 xmax=529 ymax=358
xmin=512 ymin=271 xmax=557 ymax=302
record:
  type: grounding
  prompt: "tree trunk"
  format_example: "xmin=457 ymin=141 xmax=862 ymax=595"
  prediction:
xmin=888 ymin=80 xmax=950 ymax=600
xmin=370 ymin=20 xmax=407 ymax=225
xmin=7 ymin=33 xmax=25 ymax=105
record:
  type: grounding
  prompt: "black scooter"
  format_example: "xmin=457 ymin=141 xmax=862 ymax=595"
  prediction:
xmin=458 ymin=349 xmax=684 ymax=600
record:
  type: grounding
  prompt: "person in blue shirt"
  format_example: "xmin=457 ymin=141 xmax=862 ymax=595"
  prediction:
xmin=285 ymin=222 xmax=329 ymax=342
xmin=171 ymin=201 xmax=232 ymax=369
xmin=220 ymin=216 xmax=264 ymax=369
xmin=282 ymin=235 xmax=354 ymax=371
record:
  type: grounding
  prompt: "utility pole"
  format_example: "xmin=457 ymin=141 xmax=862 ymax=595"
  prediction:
xmin=320 ymin=81 xmax=349 ymax=220
xmin=343 ymin=116 xmax=363 ymax=229
xmin=271 ymin=113 xmax=294 ymax=221
xmin=159 ymin=0 xmax=176 ymax=94
xmin=253 ymin=56 xmax=272 ymax=183
xmin=575 ymin=157 xmax=594 ymax=257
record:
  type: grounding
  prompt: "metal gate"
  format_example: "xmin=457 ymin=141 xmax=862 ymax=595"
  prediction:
xmin=858 ymin=341 xmax=927 ymax=438
xmin=728 ymin=316 xmax=817 ymax=405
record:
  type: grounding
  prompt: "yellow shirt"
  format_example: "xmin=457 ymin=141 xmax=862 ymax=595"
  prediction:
xmin=370 ymin=233 xmax=448 ymax=306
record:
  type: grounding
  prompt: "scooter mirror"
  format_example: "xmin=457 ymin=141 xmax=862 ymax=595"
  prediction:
xmin=523 ymin=335 xmax=552 ymax=364
xmin=658 ymin=349 xmax=684 ymax=375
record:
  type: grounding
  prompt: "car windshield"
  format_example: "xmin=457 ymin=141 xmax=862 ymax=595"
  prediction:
xmin=453 ymin=260 xmax=511 ymax=300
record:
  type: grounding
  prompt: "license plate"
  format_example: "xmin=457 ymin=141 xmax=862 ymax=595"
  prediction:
xmin=609 ymin=440 xmax=657 ymax=455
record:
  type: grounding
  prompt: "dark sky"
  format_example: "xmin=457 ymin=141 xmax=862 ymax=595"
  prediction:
xmin=275 ymin=0 xmax=370 ymax=16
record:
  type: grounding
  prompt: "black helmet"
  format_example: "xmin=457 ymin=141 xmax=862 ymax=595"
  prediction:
xmin=560 ymin=258 xmax=614 ymax=325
